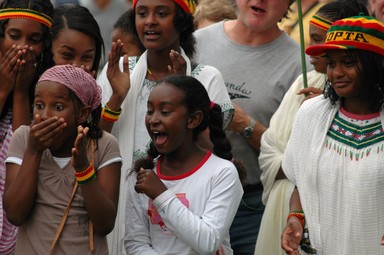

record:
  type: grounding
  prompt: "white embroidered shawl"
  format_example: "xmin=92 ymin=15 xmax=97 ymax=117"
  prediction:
xmin=282 ymin=95 xmax=384 ymax=253
xmin=255 ymin=70 xmax=326 ymax=255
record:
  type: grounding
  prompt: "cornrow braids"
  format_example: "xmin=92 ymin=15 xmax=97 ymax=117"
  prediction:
xmin=316 ymin=0 xmax=369 ymax=22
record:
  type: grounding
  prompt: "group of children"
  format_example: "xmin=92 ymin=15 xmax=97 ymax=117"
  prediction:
xmin=0 ymin=0 xmax=384 ymax=255
xmin=0 ymin=0 xmax=239 ymax=254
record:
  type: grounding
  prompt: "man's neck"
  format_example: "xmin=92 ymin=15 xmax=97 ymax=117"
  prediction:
xmin=224 ymin=19 xmax=282 ymax=46
xmin=94 ymin=0 xmax=112 ymax=10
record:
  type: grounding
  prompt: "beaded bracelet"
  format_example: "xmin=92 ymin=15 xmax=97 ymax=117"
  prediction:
xmin=101 ymin=103 xmax=122 ymax=122
xmin=287 ymin=210 xmax=305 ymax=229
xmin=75 ymin=165 xmax=97 ymax=185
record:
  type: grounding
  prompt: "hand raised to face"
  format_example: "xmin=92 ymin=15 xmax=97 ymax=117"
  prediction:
xmin=28 ymin=114 xmax=67 ymax=153
xmin=0 ymin=45 xmax=24 ymax=93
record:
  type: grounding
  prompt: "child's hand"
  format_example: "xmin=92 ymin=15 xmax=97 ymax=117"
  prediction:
xmin=135 ymin=168 xmax=167 ymax=200
xmin=297 ymin=87 xmax=323 ymax=103
xmin=72 ymin=64 xmax=97 ymax=78
xmin=0 ymin=45 xmax=23 ymax=93
xmin=71 ymin=126 xmax=90 ymax=171
xmin=168 ymin=49 xmax=186 ymax=75
xmin=15 ymin=45 xmax=39 ymax=91
xmin=28 ymin=114 xmax=66 ymax=153
xmin=381 ymin=235 xmax=384 ymax=245
xmin=281 ymin=217 xmax=303 ymax=255
xmin=107 ymin=40 xmax=130 ymax=101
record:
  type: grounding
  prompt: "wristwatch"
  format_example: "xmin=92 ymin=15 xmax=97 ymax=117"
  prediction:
xmin=240 ymin=118 xmax=256 ymax=138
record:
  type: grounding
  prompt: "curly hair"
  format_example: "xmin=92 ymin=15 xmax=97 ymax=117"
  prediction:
xmin=324 ymin=50 xmax=384 ymax=112
xmin=129 ymin=3 xmax=196 ymax=58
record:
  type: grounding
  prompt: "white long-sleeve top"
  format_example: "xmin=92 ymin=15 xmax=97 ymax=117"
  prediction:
xmin=283 ymin=96 xmax=384 ymax=254
xmin=124 ymin=151 xmax=243 ymax=255
xmin=97 ymin=50 xmax=234 ymax=255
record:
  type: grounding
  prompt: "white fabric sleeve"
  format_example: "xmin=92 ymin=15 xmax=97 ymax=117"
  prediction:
xmin=98 ymin=157 xmax=122 ymax=169
xmin=124 ymin=176 xmax=160 ymax=255
xmin=5 ymin=156 xmax=22 ymax=165
xmin=282 ymin=96 xmax=327 ymax=185
xmin=153 ymin=166 xmax=243 ymax=255
xmin=258 ymin=74 xmax=304 ymax=204
xmin=199 ymin=65 xmax=234 ymax=128
xmin=259 ymin=71 xmax=326 ymax=204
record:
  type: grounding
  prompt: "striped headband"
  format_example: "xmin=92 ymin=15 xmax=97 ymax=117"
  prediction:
xmin=309 ymin=15 xmax=332 ymax=31
xmin=306 ymin=15 xmax=384 ymax=57
xmin=0 ymin=8 xmax=53 ymax=28
xmin=132 ymin=0 xmax=197 ymax=14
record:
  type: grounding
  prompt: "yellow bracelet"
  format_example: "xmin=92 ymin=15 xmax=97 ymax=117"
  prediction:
xmin=104 ymin=103 xmax=121 ymax=115
xmin=101 ymin=103 xmax=121 ymax=122
xmin=75 ymin=165 xmax=97 ymax=185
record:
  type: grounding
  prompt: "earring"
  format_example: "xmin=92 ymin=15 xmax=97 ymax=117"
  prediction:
xmin=324 ymin=79 xmax=332 ymax=94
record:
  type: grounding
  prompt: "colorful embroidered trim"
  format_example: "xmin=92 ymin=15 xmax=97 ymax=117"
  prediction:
xmin=0 ymin=8 xmax=53 ymax=28
xmin=101 ymin=103 xmax=121 ymax=123
xmin=309 ymin=15 xmax=332 ymax=31
xmin=75 ymin=165 xmax=97 ymax=185
xmin=132 ymin=0 xmax=197 ymax=14
xmin=327 ymin=112 xmax=384 ymax=150
xmin=287 ymin=210 xmax=305 ymax=229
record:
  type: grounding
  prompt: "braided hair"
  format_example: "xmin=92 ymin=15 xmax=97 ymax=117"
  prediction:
xmin=132 ymin=75 xmax=246 ymax=182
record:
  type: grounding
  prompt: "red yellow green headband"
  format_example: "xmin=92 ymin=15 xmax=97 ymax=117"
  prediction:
xmin=309 ymin=15 xmax=332 ymax=31
xmin=0 ymin=8 xmax=53 ymax=28
xmin=132 ymin=0 xmax=197 ymax=14
xmin=306 ymin=15 xmax=384 ymax=57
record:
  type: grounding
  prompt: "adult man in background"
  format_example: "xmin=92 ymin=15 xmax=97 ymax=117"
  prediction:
xmin=193 ymin=0 xmax=310 ymax=253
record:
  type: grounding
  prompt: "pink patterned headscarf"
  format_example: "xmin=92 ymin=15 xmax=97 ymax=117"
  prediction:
xmin=37 ymin=65 xmax=102 ymax=110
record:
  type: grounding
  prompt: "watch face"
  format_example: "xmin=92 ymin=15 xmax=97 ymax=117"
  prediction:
xmin=240 ymin=119 xmax=255 ymax=138
xmin=241 ymin=127 xmax=253 ymax=138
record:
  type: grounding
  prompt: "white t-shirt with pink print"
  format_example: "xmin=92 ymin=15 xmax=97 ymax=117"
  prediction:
xmin=124 ymin=151 xmax=243 ymax=255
